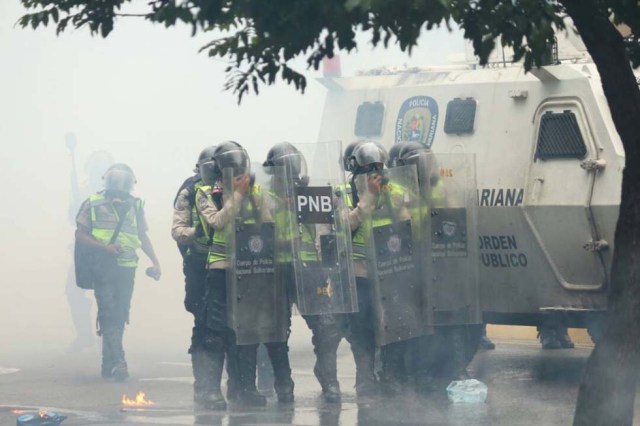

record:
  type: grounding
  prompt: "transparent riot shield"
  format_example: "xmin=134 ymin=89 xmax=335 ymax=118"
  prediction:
xmin=224 ymin=167 xmax=289 ymax=345
xmin=356 ymin=164 xmax=426 ymax=346
xmin=288 ymin=141 xmax=358 ymax=316
xmin=419 ymin=153 xmax=480 ymax=326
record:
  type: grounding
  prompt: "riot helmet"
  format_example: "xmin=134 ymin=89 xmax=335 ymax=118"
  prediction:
xmin=397 ymin=141 xmax=429 ymax=166
xmin=263 ymin=142 xmax=308 ymax=186
xmin=103 ymin=163 xmax=136 ymax=194
xmin=387 ymin=143 xmax=405 ymax=168
xmin=341 ymin=140 xmax=364 ymax=173
xmin=211 ymin=141 xmax=251 ymax=182
xmin=350 ymin=142 xmax=388 ymax=176
xmin=195 ymin=145 xmax=218 ymax=184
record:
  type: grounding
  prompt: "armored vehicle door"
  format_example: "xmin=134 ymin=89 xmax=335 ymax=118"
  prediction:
xmin=525 ymin=101 xmax=608 ymax=290
xmin=421 ymin=153 xmax=481 ymax=326
xmin=289 ymin=141 xmax=358 ymax=316
xmin=357 ymin=164 xmax=427 ymax=345
xmin=224 ymin=167 xmax=289 ymax=345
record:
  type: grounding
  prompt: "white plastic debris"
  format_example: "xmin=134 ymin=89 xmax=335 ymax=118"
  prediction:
xmin=446 ymin=379 xmax=488 ymax=403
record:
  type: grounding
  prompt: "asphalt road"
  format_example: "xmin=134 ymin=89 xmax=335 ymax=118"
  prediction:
xmin=1 ymin=336 xmax=638 ymax=425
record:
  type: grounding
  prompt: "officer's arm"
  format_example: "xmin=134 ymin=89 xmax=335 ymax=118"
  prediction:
xmin=75 ymin=199 xmax=110 ymax=252
xmin=398 ymin=204 xmax=411 ymax=222
xmin=171 ymin=187 xmax=196 ymax=245
xmin=137 ymin=208 xmax=161 ymax=275
xmin=258 ymin=194 xmax=274 ymax=222
xmin=76 ymin=225 xmax=108 ymax=251
xmin=195 ymin=188 xmax=241 ymax=231
xmin=347 ymin=181 xmax=375 ymax=230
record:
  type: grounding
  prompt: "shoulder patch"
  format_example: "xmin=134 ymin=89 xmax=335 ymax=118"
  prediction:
xmin=174 ymin=192 xmax=189 ymax=211
xmin=197 ymin=192 xmax=210 ymax=211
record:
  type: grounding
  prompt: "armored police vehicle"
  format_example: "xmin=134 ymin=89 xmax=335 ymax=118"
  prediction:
xmin=316 ymin=37 xmax=622 ymax=342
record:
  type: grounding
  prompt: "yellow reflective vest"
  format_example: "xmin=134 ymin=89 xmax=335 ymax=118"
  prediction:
xmin=189 ymin=181 xmax=213 ymax=256
xmin=348 ymin=182 xmax=406 ymax=260
xmin=200 ymin=184 xmax=263 ymax=265
xmin=270 ymin=191 xmax=318 ymax=263
xmin=89 ymin=193 xmax=143 ymax=268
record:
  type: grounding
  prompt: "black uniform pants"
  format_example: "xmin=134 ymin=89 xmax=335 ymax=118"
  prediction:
xmin=183 ymin=254 xmax=208 ymax=353
xmin=203 ymin=268 xmax=249 ymax=393
xmin=265 ymin=264 xmax=344 ymax=389
xmin=94 ymin=264 xmax=135 ymax=368
xmin=342 ymin=277 xmax=376 ymax=385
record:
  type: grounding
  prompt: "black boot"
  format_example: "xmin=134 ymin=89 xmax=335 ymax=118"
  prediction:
xmin=313 ymin=351 xmax=341 ymax=403
xmin=256 ymin=344 xmax=275 ymax=396
xmin=236 ymin=344 xmax=267 ymax=407
xmin=451 ymin=327 xmax=470 ymax=380
xmin=538 ymin=326 xmax=562 ymax=350
xmin=308 ymin=317 xmax=342 ymax=403
xmin=102 ymin=327 xmax=128 ymax=381
xmin=100 ymin=331 xmax=114 ymax=378
xmin=557 ymin=327 xmax=575 ymax=349
xmin=193 ymin=349 xmax=227 ymax=411
xmin=380 ymin=343 xmax=405 ymax=396
xmin=266 ymin=343 xmax=295 ymax=403
xmin=225 ymin=333 xmax=240 ymax=402
xmin=479 ymin=324 xmax=496 ymax=350
xmin=351 ymin=344 xmax=377 ymax=397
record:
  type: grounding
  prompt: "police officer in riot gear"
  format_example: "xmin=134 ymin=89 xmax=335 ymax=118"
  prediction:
xmin=393 ymin=142 xmax=439 ymax=392
xmin=172 ymin=146 xmax=227 ymax=410
xmin=386 ymin=143 xmax=405 ymax=169
xmin=399 ymin=142 xmax=479 ymax=383
xmin=263 ymin=142 xmax=348 ymax=403
xmin=342 ymin=141 xmax=391 ymax=397
xmin=260 ymin=142 xmax=303 ymax=403
xmin=195 ymin=141 xmax=267 ymax=408
xmin=75 ymin=163 xmax=161 ymax=381
xmin=66 ymin=143 xmax=114 ymax=354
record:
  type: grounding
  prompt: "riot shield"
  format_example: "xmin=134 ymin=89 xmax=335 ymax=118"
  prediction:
xmin=288 ymin=141 xmax=358 ymax=316
xmin=419 ymin=153 xmax=480 ymax=326
xmin=224 ymin=167 xmax=289 ymax=345
xmin=357 ymin=164 xmax=426 ymax=346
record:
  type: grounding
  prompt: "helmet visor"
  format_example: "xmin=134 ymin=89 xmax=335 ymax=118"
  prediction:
xmin=354 ymin=143 xmax=388 ymax=175
xmin=199 ymin=161 xmax=218 ymax=185
xmin=217 ymin=149 xmax=250 ymax=177
xmin=268 ymin=152 xmax=308 ymax=182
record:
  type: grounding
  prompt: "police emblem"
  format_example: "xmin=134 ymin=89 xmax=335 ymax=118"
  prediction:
xmin=442 ymin=220 xmax=457 ymax=238
xmin=248 ymin=235 xmax=264 ymax=254
xmin=387 ymin=234 xmax=402 ymax=253
xmin=395 ymin=96 xmax=439 ymax=148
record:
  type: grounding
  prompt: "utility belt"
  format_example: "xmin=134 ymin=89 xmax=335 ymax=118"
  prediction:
xmin=185 ymin=251 xmax=208 ymax=268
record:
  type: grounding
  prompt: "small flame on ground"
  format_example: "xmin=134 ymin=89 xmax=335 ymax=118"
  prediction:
xmin=12 ymin=410 xmax=25 ymax=414
xmin=122 ymin=391 xmax=155 ymax=406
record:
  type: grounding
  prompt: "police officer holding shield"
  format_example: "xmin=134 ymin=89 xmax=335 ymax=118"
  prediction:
xmin=341 ymin=141 xmax=393 ymax=397
xmin=172 ymin=146 xmax=234 ymax=410
xmin=263 ymin=141 xmax=350 ymax=402
xmin=409 ymin=143 xmax=483 ymax=382
xmin=195 ymin=141 xmax=271 ymax=407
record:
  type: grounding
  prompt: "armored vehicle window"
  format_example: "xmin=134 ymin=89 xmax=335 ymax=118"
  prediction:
xmin=444 ymin=98 xmax=476 ymax=134
xmin=354 ymin=101 xmax=384 ymax=137
xmin=535 ymin=110 xmax=587 ymax=160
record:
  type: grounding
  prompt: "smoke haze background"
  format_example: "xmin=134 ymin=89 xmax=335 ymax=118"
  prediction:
xmin=0 ymin=2 xmax=463 ymax=360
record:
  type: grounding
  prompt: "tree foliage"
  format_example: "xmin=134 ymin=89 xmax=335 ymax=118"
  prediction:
xmin=16 ymin=0 xmax=604 ymax=102
xmin=17 ymin=1 xmax=640 ymax=102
